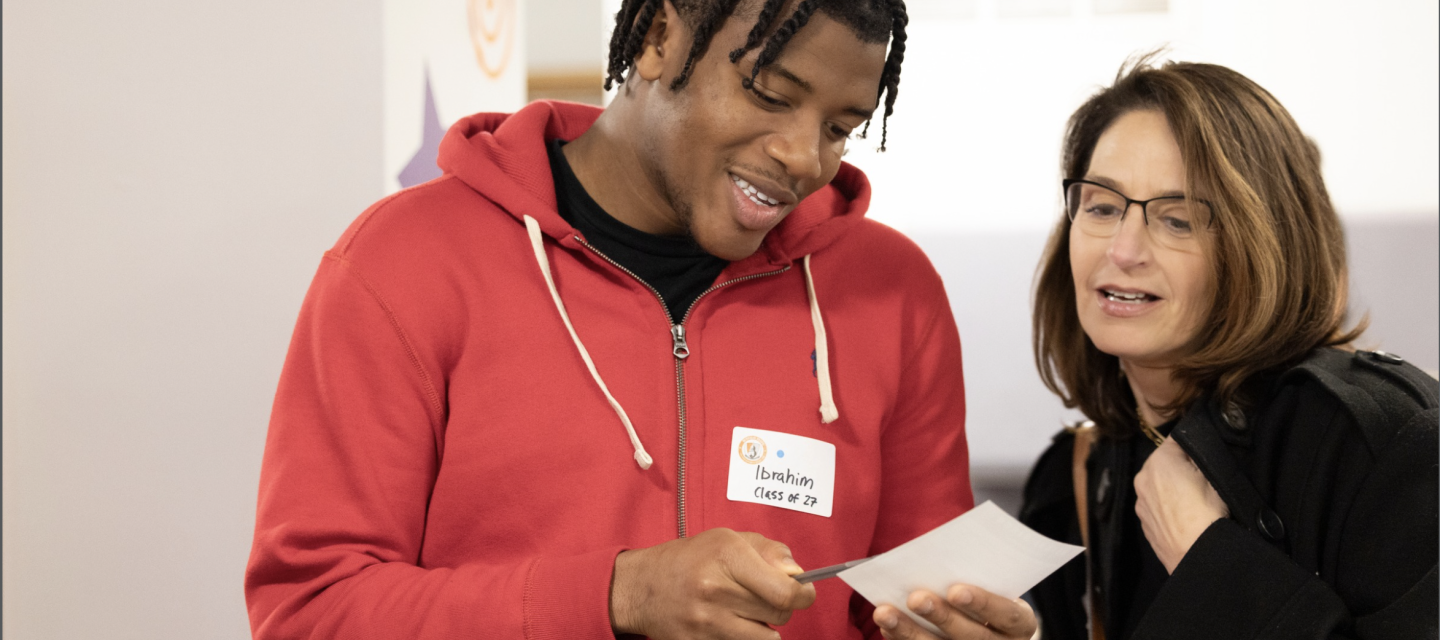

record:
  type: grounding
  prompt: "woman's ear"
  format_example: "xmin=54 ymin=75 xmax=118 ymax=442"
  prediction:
xmin=634 ymin=0 xmax=684 ymax=82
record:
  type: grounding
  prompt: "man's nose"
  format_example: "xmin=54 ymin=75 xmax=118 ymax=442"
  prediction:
xmin=765 ymin=121 xmax=824 ymax=183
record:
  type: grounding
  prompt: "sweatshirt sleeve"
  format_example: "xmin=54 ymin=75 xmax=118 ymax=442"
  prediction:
xmin=853 ymin=292 xmax=975 ymax=640
xmin=244 ymin=254 xmax=622 ymax=640
xmin=1133 ymin=408 xmax=1439 ymax=640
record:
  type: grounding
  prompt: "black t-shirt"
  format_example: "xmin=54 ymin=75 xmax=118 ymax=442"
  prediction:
xmin=546 ymin=138 xmax=728 ymax=323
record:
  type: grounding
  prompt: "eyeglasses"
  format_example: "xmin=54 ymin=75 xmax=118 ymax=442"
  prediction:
xmin=1064 ymin=179 xmax=1214 ymax=250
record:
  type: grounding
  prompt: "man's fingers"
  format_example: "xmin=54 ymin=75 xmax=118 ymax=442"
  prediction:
xmin=874 ymin=604 xmax=943 ymax=640
xmin=738 ymin=532 xmax=804 ymax=575
xmin=685 ymin=530 xmax=812 ymax=627
xmin=706 ymin=614 xmax=784 ymax=640
xmin=946 ymin=584 xmax=1037 ymax=638
xmin=907 ymin=590 xmax=966 ymax=634
xmin=728 ymin=556 xmax=817 ymax=619
xmin=729 ymin=532 xmax=815 ymax=611
xmin=613 ymin=529 xmax=819 ymax=639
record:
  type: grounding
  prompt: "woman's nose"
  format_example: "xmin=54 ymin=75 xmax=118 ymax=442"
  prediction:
xmin=1106 ymin=204 xmax=1152 ymax=267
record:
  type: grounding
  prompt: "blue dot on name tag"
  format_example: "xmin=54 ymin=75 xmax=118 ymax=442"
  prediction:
xmin=777 ymin=450 xmax=785 ymax=458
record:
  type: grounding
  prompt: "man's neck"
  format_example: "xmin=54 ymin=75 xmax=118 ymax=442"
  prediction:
xmin=563 ymin=106 xmax=684 ymax=237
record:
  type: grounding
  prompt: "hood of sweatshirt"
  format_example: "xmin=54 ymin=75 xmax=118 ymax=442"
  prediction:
xmin=435 ymin=100 xmax=873 ymax=270
xmin=436 ymin=101 xmax=867 ymax=466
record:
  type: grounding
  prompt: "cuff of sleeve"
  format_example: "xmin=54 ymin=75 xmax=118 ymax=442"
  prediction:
xmin=524 ymin=545 xmax=627 ymax=640
xmin=1133 ymin=518 xmax=1338 ymax=639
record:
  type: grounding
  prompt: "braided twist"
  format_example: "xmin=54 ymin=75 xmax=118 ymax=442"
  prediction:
xmin=875 ymin=0 xmax=907 ymax=150
xmin=728 ymin=0 xmax=787 ymax=63
xmin=748 ymin=0 xmax=819 ymax=86
xmin=604 ymin=0 xmax=645 ymax=90
xmin=605 ymin=0 xmax=664 ymax=90
xmin=600 ymin=0 xmax=909 ymax=150
xmin=671 ymin=0 xmax=743 ymax=90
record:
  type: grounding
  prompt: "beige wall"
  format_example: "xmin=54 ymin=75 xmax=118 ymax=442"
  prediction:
xmin=3 ymin=1 xmax=383 ymax=637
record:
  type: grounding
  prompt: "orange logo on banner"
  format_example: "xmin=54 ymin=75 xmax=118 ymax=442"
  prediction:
xmin=468 ymin=0 xmax=516 ymax=79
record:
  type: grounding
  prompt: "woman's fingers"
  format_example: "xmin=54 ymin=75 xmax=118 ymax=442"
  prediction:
xmin=1134 ymin=437 xmax=1228 ymax=572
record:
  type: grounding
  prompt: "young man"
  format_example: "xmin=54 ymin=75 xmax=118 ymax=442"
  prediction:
xmin=246 ymin=1 xmax=1035 ymax=638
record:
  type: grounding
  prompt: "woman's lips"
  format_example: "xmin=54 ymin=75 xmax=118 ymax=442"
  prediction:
xmin=1094 ymin=288 xmax=1161 ymax=318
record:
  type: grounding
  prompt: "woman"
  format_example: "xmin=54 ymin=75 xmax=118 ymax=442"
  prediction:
xmin=1020 ymin=58 xmax=1438 ymax=640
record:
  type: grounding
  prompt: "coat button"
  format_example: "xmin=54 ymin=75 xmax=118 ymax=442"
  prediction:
xmin=1095 ymin=468 xmax=1112 ymax=506
xmin=1221 ymin=403 xmax=1247 ymax=430
xmin=1257 ymin=509 xmax=1286 ymax=542
xmin=1370 ymin=350 xmax=1405 ymax=364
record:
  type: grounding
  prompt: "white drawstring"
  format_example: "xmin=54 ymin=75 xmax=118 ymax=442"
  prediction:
xmin=804 ymin=255 xmax=839 ymax=423
xmin=524 ymin=215 xmax=653 ymax=469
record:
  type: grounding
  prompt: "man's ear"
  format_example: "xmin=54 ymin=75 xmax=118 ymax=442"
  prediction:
xmin=634 ymin=0 xmax=684 ymax=82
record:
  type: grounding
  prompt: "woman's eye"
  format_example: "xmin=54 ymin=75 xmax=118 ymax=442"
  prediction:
xmin=1086 ymin=204 xmax=1123 ymax=220
xmin=1159 ymin=215 xmax=1194 ymax=235
xmin=828 ymin=124 xmax=853 ymax=139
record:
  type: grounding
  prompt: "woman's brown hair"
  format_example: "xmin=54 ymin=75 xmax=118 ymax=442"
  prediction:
xmin=1033 ymin=55 xmax=1363 ymax=436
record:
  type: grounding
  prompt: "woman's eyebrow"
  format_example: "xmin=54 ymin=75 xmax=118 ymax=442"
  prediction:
xmin=1084 ymin=174 xmax=1185 ymax=198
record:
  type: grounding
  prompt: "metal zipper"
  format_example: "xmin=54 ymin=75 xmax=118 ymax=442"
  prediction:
xmin=670 ymin=266 xmax=790 ymax=538
xmin=574 ymin=236 xmax=790 ymax=538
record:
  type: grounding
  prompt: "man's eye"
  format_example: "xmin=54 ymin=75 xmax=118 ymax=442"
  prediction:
xmin=750 ymin=87 xmax=785 ymax=106
xmin=743 ymin=78 xmax=787 ymax=107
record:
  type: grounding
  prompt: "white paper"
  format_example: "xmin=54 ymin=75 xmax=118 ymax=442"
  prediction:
xmin=839 ymin=501 xmax=1083 ymax=635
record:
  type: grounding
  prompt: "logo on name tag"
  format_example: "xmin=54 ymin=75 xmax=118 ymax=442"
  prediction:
xmin=738 ymin=435 xmax=767 ymax=464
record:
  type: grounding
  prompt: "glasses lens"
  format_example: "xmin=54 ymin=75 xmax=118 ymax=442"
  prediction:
xmin=1147 ymin=198 xmax=1212 ymax=247
xmin=1067 ymin=182 xmax=1126 ymax=235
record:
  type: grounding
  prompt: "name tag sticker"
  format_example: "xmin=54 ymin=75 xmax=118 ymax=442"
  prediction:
xmin=726 ymin=427 xmax=836 ymax=517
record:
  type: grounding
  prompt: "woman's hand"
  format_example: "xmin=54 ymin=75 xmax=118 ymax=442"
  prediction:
xmin=1134 ymin=437 xmax=1228 ymax=573
xmin=873 ymin=583 xmax=1037 ymax=640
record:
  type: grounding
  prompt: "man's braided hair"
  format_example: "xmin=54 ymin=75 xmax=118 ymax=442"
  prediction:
xmin=604 ymin=0 xmax=909 ymax=150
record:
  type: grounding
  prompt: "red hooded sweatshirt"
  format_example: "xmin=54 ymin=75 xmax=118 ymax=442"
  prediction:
xmin=245 ymin=101 xmax=972 ymax=640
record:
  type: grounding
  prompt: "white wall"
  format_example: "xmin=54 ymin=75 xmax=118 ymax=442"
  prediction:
xmin=3 ymin=1 xmax=384 ymax=637
xmin=529 ymin=0 xmax=605 ymax=73
xmin=846 ymin=0 xmax=1440 ymax=234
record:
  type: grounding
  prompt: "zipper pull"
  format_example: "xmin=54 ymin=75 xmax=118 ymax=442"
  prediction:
xmin=670 ymin=324 xmax=691 ymax=360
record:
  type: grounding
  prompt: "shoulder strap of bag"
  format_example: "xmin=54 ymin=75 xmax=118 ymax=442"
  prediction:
xmin=1069 ymin=422 xmax=1107 ymax=640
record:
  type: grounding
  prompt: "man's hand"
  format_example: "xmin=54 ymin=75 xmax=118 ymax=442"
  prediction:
xmin=610 ymin=528 xmax=817 ymax=640
xmin=873 ymin=584 xmax=1037 ymax=640
xmin=1134 ymin=436 xmax=1228 ymax=573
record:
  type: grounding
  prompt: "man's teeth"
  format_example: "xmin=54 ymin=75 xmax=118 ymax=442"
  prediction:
xmin=1104 ymin=289 xmax=1153 ymax=302
xmin=732 ymin=175 xmax=779 ymax=206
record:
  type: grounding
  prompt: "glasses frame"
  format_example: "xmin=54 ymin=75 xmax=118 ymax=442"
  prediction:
xmin=1062 ymin=178 xmax=1217 ymax=236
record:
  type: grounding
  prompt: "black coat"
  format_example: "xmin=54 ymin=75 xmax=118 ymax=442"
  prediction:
xmin=1020 ymin=349 xmax=1439 ymax=640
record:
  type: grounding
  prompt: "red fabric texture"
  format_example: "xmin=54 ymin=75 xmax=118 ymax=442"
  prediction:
xmin=245 ymin=100 xmax=973 ymax=639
